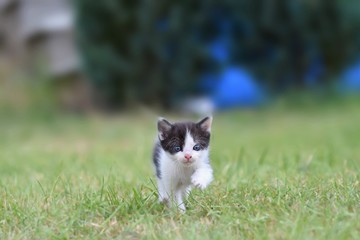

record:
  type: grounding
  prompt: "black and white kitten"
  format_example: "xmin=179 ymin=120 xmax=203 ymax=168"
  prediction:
xmin=153 ymin=116 xmax=214 ymax=212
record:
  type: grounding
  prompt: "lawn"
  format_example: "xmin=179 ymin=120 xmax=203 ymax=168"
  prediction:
xmin=0 ymin=99 xmax=359 ymax=239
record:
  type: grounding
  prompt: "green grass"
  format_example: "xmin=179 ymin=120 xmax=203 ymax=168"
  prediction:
xmin=0 ymin=100 xmax=359 ymax=239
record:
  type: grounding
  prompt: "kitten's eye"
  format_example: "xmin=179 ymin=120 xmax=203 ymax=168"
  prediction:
xmin=193 ymin=144 xmax=201 ymax=151
xmin=174 ymin=146 xmax=181 ymax=152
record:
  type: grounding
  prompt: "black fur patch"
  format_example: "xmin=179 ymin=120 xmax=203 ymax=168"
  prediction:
xmin=159 ymin=121 xmax=211 ymax=154
xmin=153 ymin=142 xmax=162 ymax=178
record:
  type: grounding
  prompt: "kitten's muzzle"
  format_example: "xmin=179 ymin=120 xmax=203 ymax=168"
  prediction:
xmin=184 ymin=154 xmax=192 ymax=161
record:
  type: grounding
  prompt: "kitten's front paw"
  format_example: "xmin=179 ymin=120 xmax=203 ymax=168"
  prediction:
xmin=191 ymin=175 xmax=209 ymax=190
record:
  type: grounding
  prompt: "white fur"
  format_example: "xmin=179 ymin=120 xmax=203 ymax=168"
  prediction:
xmin=156 ymin=132 xmax=213 ymax=212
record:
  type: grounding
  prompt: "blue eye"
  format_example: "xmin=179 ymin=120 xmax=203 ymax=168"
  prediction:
xmin=174 ymin=146 xmax=181 ymax=152
xmin=193 ymin=144 xmax=200 ymax=151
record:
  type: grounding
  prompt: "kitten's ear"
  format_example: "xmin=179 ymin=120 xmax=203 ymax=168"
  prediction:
xmin=157 ymin=117 xmax=172 ymax=140
xmin=197 ymin=116 xmax=213 ymax=132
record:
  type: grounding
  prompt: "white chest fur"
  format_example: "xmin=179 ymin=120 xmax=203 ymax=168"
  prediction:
xmin=156 ymin=147 xmax=213 ymax=212
xmin=160 ymin=151 xmax=195 ymax=186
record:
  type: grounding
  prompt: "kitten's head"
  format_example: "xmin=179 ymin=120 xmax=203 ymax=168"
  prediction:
xmin=157 ymin=116 xmax=212 ymax=166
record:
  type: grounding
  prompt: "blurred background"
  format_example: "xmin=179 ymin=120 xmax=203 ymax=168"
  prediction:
xmin=1 ymin=3 xmax=360 ymax=238
xmin=1 ymin=0 xmax=360 ymax=114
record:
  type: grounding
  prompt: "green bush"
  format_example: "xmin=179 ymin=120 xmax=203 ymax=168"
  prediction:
xmin=75 ymin=0 xmax=360 ymax=108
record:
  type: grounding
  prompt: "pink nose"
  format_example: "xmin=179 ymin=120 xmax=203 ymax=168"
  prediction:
xmin=184 ymin=154 xmax=192 ymax=161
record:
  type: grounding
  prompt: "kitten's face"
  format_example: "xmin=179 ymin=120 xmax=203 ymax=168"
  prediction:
xmin=158 ymin=117 xmax=212 ymax=166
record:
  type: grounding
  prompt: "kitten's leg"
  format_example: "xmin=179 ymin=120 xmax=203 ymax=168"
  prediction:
xmin=182 ymin=186 xmax=192 ymax=200
xmin=175 ymin=187 xmax=186 ymax=212
xmin=191 ymin=166 xmax=213 ymax=190
xmin=179 ymin=186 xmax=192 ymax=212
xmin=157 ymin=178 xmax=171 ymax=207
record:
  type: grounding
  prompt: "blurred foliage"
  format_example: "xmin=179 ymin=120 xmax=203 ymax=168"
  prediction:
xmin=75 ymin=0 xmax=360 ymax=108
xmin=0 ymin=64 xmax=57 ymax=119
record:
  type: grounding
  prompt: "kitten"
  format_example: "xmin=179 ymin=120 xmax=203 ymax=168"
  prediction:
xmin=153 ymin=116 xmax=214 ymax=212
